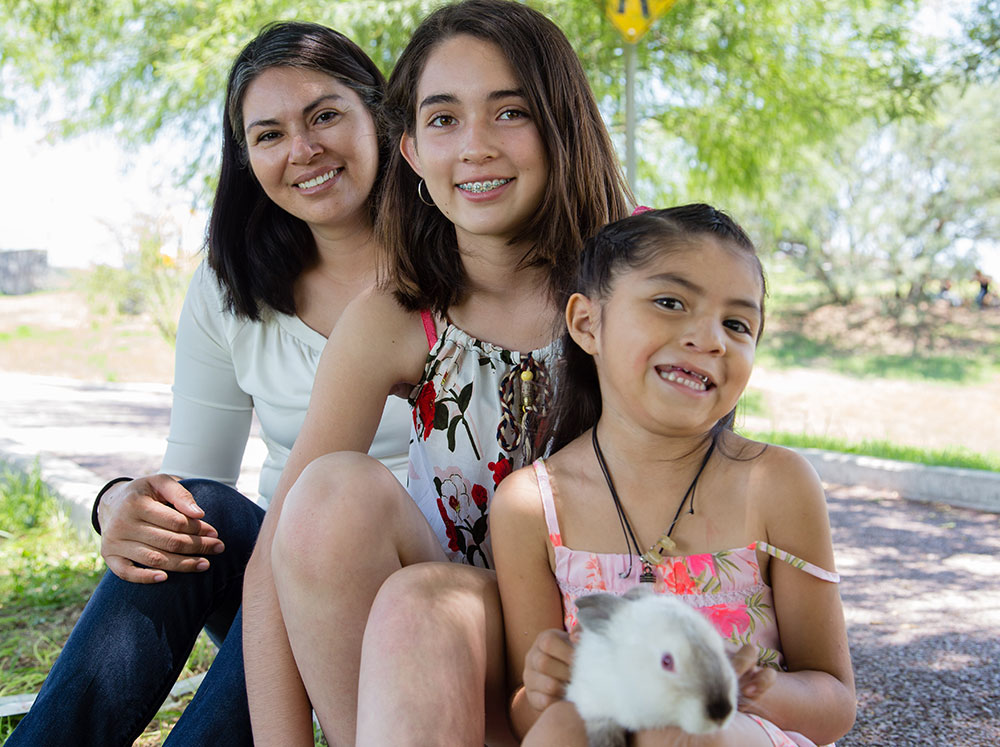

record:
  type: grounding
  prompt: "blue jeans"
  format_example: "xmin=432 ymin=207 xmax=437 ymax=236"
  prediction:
xmin=7 ymin=479 xmax=265 ymax=747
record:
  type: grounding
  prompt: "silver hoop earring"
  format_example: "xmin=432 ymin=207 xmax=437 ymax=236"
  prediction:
xmin=417 ymin=179 xmax=435 ymax=207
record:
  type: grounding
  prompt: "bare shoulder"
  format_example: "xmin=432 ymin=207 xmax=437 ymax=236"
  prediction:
xmin=492 ymin=463 xmax=560 ymax=567
xmin=749 ymin=441 xmax=821 ymax=491
xmin=329 ymin=286 xmax=428 ymax=385
xmin=736 ymin=437 xmax=835 ymax=562
xmin=491 ymin=464 xmax=543 ymax=525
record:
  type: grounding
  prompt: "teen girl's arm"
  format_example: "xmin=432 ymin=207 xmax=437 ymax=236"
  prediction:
xmin=737 ymin=445 xmax=856 ymax=744
xmin=242 ymin=288 xmax=427 ymax=745
xmin=491 ymin=464 xmax=574 ymax=739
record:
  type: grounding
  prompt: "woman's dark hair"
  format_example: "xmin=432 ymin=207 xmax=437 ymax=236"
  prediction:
xmin=376 ymin=0 xmax=632 ymax=314
xmin=547 ymin=203 xmax=768 ymax=454
xmin=208 ymin=21 xmax=388 ymax=320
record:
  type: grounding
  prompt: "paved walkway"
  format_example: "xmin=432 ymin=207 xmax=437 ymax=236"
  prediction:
xmin=0 ymin=372 xmax=265 ymax=528
xmin=1 ymin=372 xmax=998 ymax=744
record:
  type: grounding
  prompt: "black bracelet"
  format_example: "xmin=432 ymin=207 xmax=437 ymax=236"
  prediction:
xmin=91 ymin=477 xmax=133 ymax=535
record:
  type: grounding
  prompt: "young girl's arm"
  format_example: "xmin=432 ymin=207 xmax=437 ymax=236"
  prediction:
xmin=738 ymin=446 xmax=856 ymax=744
xmin=242 ymin=288 xmax=427 ymax=744
xmin=491 ymin=464 xmax=573 ymax=739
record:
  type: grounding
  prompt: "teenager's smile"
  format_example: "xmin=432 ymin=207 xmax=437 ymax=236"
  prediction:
xmin=401 ymin=34 xmax=548 ymax=247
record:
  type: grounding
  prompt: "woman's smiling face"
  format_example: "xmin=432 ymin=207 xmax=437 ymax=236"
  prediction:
xmin=243 ymin=66 xmax=379 ymax=236
xmin=400 ymin=34 xmax=549 ymax=249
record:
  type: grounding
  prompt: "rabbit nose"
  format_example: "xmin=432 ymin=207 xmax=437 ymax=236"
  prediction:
xmin=706 ymin=696 xmax=733 ymax=723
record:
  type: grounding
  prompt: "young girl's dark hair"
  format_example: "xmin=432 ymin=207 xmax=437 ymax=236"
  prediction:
xmin=376 ymin=0 xmax=632 ymax=314
xmin=548 ymin=203 xmax=767 ymax=454
xmin=208 ymin=21 xmax=389 ymax=320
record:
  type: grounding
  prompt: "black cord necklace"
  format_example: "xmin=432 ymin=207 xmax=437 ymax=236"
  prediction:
xmin=592 ymin=427 xmax=716 ymax=583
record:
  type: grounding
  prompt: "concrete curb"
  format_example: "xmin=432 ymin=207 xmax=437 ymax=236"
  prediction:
xmin=1 ymin=438 xmax=104 ymax=536
xmin=3 ymin=437 xmax=998 ymax=533
xmin=795 ymin=447 xmax=1000 ymax=514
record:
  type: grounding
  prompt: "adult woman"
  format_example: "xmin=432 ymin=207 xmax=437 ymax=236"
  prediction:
xmin=7 ymin=21 xmax=407 ymax=747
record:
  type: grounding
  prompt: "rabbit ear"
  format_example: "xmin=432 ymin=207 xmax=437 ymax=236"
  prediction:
xmin=575 ymin=593 xmax=624 ymax=634
xmin=622 ymin=585 xmax=654 ymax=602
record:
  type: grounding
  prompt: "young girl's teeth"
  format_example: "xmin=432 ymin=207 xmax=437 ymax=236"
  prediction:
xmin=661 ymin=369 xmax=708 ymax=391
xmin=459 ymin=178 xmax=510 ymax=193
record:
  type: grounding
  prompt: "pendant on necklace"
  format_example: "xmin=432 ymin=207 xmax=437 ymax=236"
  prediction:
xmin=639 ymin=563 xmax=655 ymax=583
xmin=640 ymin=534 xmax=677 ymax=567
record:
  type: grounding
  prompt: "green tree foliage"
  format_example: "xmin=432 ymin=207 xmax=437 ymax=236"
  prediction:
xmin=757 ymin=82 xmax=1000 ymax=308
xmin=1 ymin=0 xmax=933 ymax=201
xmin=6 ymin=0 xmax=988 ymax=314
xmin=955 ymin=0 xmax=1000 ymax=81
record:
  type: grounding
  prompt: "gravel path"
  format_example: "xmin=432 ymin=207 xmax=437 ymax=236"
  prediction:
xmin=827 ymin=483 xmax=1000 ymax=745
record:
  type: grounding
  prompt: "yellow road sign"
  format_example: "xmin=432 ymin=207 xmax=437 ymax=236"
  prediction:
xmin=603 ymin=0 xmax=677 ymax=43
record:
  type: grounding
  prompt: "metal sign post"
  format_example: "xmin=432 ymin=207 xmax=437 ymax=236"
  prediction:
xmin=602 ymin=0 xmax=678 ymax=190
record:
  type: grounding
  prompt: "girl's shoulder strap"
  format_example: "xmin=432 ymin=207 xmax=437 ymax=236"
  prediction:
xmin=419 ymin=309 xmax=438 ymax=350
xmin=531 ymin=460 xmax=563 ymax=547
xmin=755 ymin=541 xmax=840 ymax=583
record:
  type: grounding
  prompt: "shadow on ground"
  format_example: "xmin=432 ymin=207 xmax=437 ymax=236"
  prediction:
xmin=827 ymin=485 xmax=1000 ymax=745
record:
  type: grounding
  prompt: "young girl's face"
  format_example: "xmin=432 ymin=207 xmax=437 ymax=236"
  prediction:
xmin=400 ymin=34 xmax=549 ymax=248
xmin=570 ymin=236 xmax=764 ymax=437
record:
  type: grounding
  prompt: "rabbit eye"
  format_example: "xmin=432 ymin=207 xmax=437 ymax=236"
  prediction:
xmin=661 ymin=653 xmax=674 ymax=671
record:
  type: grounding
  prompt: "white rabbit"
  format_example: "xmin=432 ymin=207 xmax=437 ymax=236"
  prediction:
xmin=565 ymin=587 xmax=738 ymax=747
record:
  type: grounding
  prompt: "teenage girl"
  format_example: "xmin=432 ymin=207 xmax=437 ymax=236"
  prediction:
xmin=241 ymin=1 xmax=631 ymax=744
xmin=491 ymin=205 xmax=856 ymax=746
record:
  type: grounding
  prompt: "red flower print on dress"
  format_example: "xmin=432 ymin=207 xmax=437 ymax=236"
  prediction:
xmin=702 ymin=603 xmax=752 ymax=639
xmin=487 ymin=457 xmax=512 ymax=487
xmin=658 ymin=558 xmax=697 ymax=595
xmin=472 ymin=483 xmax=488 ymax=509
xmin=433 ymin=467 xmax=491 ymax=568
xmin=584 ymin=555 xmax=607 ymax=591
xmin=435 ymin=497 xmax=460 ymax=553
xmin=413 ymin=381 xmax=437 ymax=440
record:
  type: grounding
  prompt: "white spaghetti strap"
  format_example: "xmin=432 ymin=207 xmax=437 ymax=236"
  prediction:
xmin=532 ymin=460 xmax=563 ymax=546
xmin=755 ymin=541 xmax=840 ymax=583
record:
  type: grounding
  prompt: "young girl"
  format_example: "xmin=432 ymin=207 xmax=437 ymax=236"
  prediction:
xmin=241 ymin=1 xmax=631 ymax=744
xmin=492 ymin=205 xmax=856 ymax=746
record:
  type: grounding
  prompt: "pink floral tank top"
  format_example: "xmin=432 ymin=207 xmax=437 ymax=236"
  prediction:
xmin=533 ymin=459 xmax=840 ymax=670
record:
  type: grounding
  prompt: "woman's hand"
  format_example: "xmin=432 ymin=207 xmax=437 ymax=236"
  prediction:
xmin=522 ymin=627 xmax=575 ymax=711
xmin=97 ymin=474 xmax=224 ymax=583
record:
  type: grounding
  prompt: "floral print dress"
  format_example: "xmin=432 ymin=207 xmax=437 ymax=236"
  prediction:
xmin=532 ymin=459 xmax=841 ymax=747
xmin=407 ymin=311 xmax=558 ymax=568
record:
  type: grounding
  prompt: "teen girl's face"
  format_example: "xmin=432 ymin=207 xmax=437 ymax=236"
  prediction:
xmin=400 ymin=34 xmax=548 ymax=249
xmin=243 ymin=66 xmax=379 ymax=236
xmin=570 ymin=237 xmax=764 ymax=437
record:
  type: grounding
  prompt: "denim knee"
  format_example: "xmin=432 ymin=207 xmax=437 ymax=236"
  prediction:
xmin=180 ymin=479 xmax=265 ymax=557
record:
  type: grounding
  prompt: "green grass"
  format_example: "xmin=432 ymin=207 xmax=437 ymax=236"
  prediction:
xmin=756 ymin=335 xmax=993 ymax=384
xmin=0 ymin=464 xmax=219 ymax=744
xmin=758 ymin=261 xmax=1000 ymax=384
xmin=741 ymin=430 xmax=1000 ymax=472
xmin=0 ymin=326 xmax=70 ymax=345
xmin=0 ymin=464 xmax=104 ymax=739
xmin=737 ymin=390 xmax=768 ymax=418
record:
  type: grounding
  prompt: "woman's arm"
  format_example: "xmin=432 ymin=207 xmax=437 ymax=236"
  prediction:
xmin=242 ymin=288 xmax=428 ymax=745
xmin=739 ymin=447 xmax=856 ymax=744
xmin=491 ymin=464 xmax=571 ymax=739
xmin=97 ymin=263 xmax=246 ymax=582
